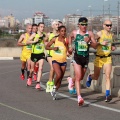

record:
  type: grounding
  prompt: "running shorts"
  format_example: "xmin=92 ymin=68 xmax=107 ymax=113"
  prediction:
xmin=74 ymin=53 xmax=89 ymax=68
xmin=31 ymin=53 xmax=45 ymax=62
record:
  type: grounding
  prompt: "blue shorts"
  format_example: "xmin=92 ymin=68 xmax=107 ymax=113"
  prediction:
xmin=52 ymin=60 xmax=67 ymax=66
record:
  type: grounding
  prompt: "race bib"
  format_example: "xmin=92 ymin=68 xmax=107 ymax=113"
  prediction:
xmin=102 ymin=40 xmax=111 ymax=52
xmin=78 ymin=41 xmax=88 ymax=51
xmin=36 ymin=43 xmax=43 ymax=50
xmin=26 ymin=45 xmax=32 ymax=50
xmin=55 ymin=46 xmax=64 ymax=55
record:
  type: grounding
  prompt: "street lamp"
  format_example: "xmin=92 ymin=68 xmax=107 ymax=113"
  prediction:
xmin=88 ymin=5 xmax=92 ymax=31
xmin=117 ymin=1 xmax=120 ymax=38
xmin=103 ymin=0 xmax=108 ymax=19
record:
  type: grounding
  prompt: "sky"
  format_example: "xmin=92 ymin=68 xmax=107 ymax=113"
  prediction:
xmin=0 ymin=0 xmax=120 ymax=21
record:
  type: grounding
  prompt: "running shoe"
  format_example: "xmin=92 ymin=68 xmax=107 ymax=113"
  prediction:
xmin=33 ymin=74 xmax=37 ymax=81
xmin=105 ymin=95 xmax=112 ymax=102
xmin=49 ymin=81 xmax=54 ymax=92
xmin=35 ymin=83 xmax=41 ymax=90
xmin=26 ymin=78 xmax=32 ymax=86
xmin=20 ymin=74 xmax=25 ymax=80
xmin=51 ymin=86 xmax=56 ymax=100
xmin=46 ymin=81 xmax=51 ymax=93
xmin=86 ymin=75 xmax=92 ymax=87
xmin=78 ymin=97 xmax=84 ymax=106
xmin=67 ymin=77 xmax=74 ymax=94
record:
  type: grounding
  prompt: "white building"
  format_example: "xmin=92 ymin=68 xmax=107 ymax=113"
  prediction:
xmin=24 ymin=18 xmax=33 ymax=25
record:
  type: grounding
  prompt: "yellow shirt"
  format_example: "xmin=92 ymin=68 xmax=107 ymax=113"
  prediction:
xmin=47 ymin=32 xmax=56 ymax=56
xmin=52 ymin=37 xmax=67 ymax=63
xmin=22 ymin=33 xmax=32 ymax=54
xmin=96 ymin=30 xmax=113 ymax=56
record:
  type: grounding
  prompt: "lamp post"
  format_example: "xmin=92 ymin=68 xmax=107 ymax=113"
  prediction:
xmin=103 ymin=0 xmax=108 ymax=20
xmin=117 ymin=1 xmax=120 ymax=38
xmin=88 ymin=5 xmax=92 ymax=31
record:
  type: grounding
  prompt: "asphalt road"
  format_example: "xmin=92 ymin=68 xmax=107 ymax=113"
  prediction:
xmin=0 ymin=59 xmax=120 ymax=120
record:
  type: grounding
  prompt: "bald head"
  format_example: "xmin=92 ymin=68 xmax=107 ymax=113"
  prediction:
xmin=103 ymin=20 xmax=112 ymax=25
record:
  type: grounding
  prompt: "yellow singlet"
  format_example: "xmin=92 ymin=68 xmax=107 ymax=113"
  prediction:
xmin=22 ymin=33 xmax=32 ymax=54
xmin=20 ymin=33 xmax=32 ymax=61
xmin=47 ymin=32 xmax=56 ymax=56
xmin=96 ymin=30 xmax=113 ymax=56
xmin=52 ymin=37 xmax=67 ymax=63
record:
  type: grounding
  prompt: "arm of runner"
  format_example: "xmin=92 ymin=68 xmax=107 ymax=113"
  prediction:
xmin=111 ymin=33 xmax=117 ymax=51
xmin=26 ymin=33 xmax=37 ymax=44
xmin=89 ymin=31 xmax=98 ymax=49
xmin=45 ymin=37 xmax=58 ymax=51
xmin=97 ymin=31 xmax=108 ymax=46
xmin=17 ymin=34 xmax=26 ymax=46
xmin=68 ymin=30 xmax=75 ymax=54
xmin=44 ymin=33 xmax=50 ymax=46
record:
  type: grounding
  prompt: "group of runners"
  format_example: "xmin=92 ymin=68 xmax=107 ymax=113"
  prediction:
xmin=17 ymin=17 xmax=116 ymax=106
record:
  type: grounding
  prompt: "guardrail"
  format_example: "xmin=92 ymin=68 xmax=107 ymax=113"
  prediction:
xmin=70 ymin=47 xmax=120 ymax=97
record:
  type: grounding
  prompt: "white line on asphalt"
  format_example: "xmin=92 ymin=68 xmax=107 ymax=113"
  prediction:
xmin=0 ymin=103 xmax=51 ymax=120
xmin=42 ymin=72 xmax=120 ymax=113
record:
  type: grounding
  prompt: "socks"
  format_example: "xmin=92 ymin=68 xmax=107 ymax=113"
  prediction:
xmin=34 ymin=66 xmax=39 ymax=73
xmin=21 ymin=68 xmax=24 ymax=75
xmin=27 ymin=71 xmax=30 ymax=79
xmin=106 ymin=90 xmax=110 ymax=97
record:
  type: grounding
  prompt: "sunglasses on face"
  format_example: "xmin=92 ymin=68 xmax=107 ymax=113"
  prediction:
xmin=105 ymin=24 xmax=112 ymax=27
xmin=80 ymin=23 xmax=88 ymax=26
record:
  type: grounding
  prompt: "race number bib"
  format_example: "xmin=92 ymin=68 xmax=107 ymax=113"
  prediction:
xmin=102 ymin=40 xmax=111 ymax=52
xmin=78 ymin=41 xmax=88 ymax=51
xmin=26 ymin=45 xmax=32 ymax=50
xmin=55 ymin=46 xmax=64 ymax=55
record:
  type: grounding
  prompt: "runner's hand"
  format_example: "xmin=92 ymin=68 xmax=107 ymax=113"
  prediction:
xmin=53 ymin=47 xmax=59 ymax=51
xmin=101 ymin=41 xmax=108 ymax=45
xmin=84 ymin=36 xmax=90 ymax=43
xmin=111 ymin=46 xmax=116 ymax=51
xmin=68 ymin=47 xmax=73 ymax=55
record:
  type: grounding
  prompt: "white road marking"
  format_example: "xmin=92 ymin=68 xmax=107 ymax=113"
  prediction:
xmin=42 ymin=72 xmax=120 ymax=113
xmin=0 ymin=103 xmax=51 ymax=120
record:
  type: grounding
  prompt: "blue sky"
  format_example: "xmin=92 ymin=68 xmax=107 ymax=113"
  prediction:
xmin=0 ymin=0 xmax=119 ymax=21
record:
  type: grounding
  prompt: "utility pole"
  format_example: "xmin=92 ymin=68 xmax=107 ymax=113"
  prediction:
xmin=108 ymin=4 xmax=110 ymax=19
xmin=117 ymin=1 xmax=119 ymax=38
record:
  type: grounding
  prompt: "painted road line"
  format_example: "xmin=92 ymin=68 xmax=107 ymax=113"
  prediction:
xmin=42 ymin=72 xmax=120 ymax=113
xmin=0 ymin=102 xmax=51 ymax=120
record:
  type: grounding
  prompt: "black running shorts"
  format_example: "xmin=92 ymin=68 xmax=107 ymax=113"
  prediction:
xmin=74 ymin=53 xmax=89 ymax=68
xmin=31 ymin=53 xmax=45 ymax=62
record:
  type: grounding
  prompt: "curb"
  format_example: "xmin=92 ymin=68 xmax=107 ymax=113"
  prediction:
xmin=0 ymin=57 xmax=20 ymax=60
xmin=0 ymin=57 xmax=14 ymax=60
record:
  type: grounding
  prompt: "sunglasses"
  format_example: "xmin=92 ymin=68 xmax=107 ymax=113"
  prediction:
xmin=80 ymin=23 xmax=88 ymax=26
xmin=105 ymin=24 xmax=112 ymax=27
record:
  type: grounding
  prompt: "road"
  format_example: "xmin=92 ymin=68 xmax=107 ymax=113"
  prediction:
xmin=0 ymin=59 xmax=120 ymax=120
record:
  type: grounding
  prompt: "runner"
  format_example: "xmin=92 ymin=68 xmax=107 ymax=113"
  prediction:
xmin=58 ymin=21 xmax=63 ymax=27
xmin=44 ymin=20 xmax=59 ymax=93
xmin=32 ymin=24 xmax=38 ymax=33
xmin=26 ymin=22 xmax=46 ymax=89
xmin=68 ymin=17 xmax=97 ymax=106
xmin=31 ymin=24 xmax=39 ymax=81
xmin=46 ymin=25 xmax=68 ymax=100
xmin=86 ymin=20 xmax=116 ymax=102
xmin=17 ymin=24 xmax=32 ymax=80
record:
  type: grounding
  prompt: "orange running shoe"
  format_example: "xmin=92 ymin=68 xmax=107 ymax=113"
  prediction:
xmin=26 ymin=78 xmax=32 ymax=86
xmin=35 ymin=83 xmax=40 ymax=90
xmin=20 ymin=74 xmax=25 ymax=80
xmin=33 ymin=74 xmax=37 ymax=81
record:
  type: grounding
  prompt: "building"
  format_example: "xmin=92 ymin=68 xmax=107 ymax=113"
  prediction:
xmin=24 ymin=18 xmax=33 ymax=25
xmin=4 ymin=14 xmax=16 ymax=28
xmin=32 ymin=12 xmax=51 ymax=27
xmin=64 ymin=14 xmax=82 ymax=27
